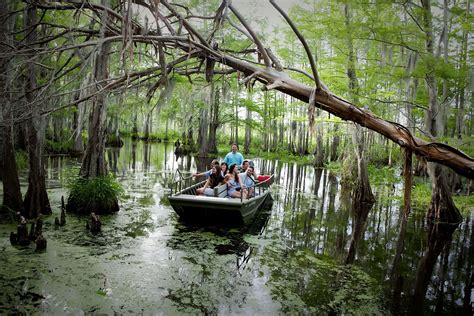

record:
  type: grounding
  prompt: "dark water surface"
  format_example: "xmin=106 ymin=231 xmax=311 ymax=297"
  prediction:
xmin=0 ymin=140 xmax=472 ymax=314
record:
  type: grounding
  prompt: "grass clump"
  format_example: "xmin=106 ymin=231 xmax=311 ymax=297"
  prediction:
xmin=66 ymin=174 xmax=123 ymax=214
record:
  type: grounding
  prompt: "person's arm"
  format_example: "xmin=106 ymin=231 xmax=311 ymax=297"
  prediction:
xmin=202 ymin=178 xmax=210 ymax=190
xmin=237 ymin=174 xmax=244 ymax=190
xmin=194 ymin=169 xmax=211 ymax=177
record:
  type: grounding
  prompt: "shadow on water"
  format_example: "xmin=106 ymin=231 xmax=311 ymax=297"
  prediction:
xmin=168 ymin=196 xmax=273 ymax=257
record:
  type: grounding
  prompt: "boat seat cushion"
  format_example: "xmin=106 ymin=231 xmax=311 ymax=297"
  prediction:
xmin=213 ymin=183 xmax=228 ymax=198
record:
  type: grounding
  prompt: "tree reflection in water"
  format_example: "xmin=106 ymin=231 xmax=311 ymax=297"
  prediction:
xmin=31 ymin=142 xmax=471 ymax=313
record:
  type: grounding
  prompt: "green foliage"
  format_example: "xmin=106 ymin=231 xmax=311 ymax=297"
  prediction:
xmin=411 ymin=181 xmax=432 ymax=215
xmin=45 ymin=139 xmax=74 ymax=154
xmin=367 ymin=165 xmax=400 ymax=186
xmin=66 ymin=174 xmax=124 ymax=211
xmin=15 ymin=150 xmax=28 ymax=170
xmin=453 ymin=194 xmax=474 ymax=216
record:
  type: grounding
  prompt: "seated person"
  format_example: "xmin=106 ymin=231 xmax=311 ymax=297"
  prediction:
xmin=240 ymin=165 xmax=256 ymax=197
xmin=225 ymin=164 xmax=247 ymax=199
xmin=196 ymin=165 xmax=224 ymax=196
xmin=240 ymin=160 xmax=249 ymax=172
xmin=220 ymin=162 xmax=228 ymax=177
xmin=193 ymin=159 xmax=219 ymax=178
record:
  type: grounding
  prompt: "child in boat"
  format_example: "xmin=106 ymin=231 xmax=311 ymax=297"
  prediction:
xmin=196 ymin=164 xmax=224 ymax=196
xmin=225 ymin=164 xmax=247 ymax=199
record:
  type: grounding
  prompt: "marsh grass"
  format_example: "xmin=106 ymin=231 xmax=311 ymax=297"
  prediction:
xmin=66 ymin=173 xmax=124 ymax=214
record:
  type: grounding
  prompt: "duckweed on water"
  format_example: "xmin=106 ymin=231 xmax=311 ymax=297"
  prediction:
xmin=260 ymin=244 xmax=386 ymax=315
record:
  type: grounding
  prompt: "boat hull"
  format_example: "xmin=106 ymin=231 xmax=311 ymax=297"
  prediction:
xmin=168 ymin=191 xmax=272 ymax=225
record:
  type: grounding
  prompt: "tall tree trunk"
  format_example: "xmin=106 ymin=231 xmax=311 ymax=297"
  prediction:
xmin=208 ymin=81 xmax=219 ymax=154
xmin=244 ymin=90 xmax=251 ymax=155
xmin=330 ymin=123 xmax=340 ymax=161
xmin=0 ymin=0 xmax=23 ymax=217
xmin=23 ymin=1 xmax=51 ymax=218
xmin=197 ymin=87 xmax=209 ymax=157
xmin=263 ymin=91 xmax=269 ymax=152
xmin=455 ymin=0 xmax=470 ymax=139
xmin=67 ymin=0 xmax=118 ymax=215
xmin=72 ymin=103 xmax=84 ymax=153
xmin=79 ymin=0 xmax=113 ymax=179
xmin=421 ymin=0 xmax=461 ymax=223
xmin=143 ymin=108 xmax=153 ymax=141
xmin=344 ymin=3 xmax=375 ymax=264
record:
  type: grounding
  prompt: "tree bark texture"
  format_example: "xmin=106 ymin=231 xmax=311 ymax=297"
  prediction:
xmin=422 ymin=0 xmax=461 ymax=223
xmin=0 ymin=0 xmax=23 ymax=216
xmin=207 ymin=81 xmax=219 ymax=154
xmin=23 ymin=2 xmax=51 ymax=218
xmin=80 ymin=2 xmax=111 ymax=179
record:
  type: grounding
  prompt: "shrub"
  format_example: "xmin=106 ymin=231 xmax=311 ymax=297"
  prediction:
xmin=66 ymin=174 xmax=124 ymax=215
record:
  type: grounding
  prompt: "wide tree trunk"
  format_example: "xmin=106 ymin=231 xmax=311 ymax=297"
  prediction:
xmin=23 ymin=1 xmax=51 ymax=218
xmin=422 ymin=0 xmax=461 ymax=223
xmin=0 ymin=0 xmax=23 ymax=217
xmin=344 ymin=4 xmax=375 ymax=264
xmin=2 ymin=110 xmax=23 ymax=216
xmin=67 ymin=0 xmax=118 ymax=215
xmin=80 ymin=4 xmax=111 ymax=179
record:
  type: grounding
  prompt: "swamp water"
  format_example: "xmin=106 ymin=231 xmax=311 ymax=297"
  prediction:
xmin=0 ymin=140 xmax=472 ymax=314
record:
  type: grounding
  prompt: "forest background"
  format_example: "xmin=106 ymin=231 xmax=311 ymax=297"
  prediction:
xmin=0 ymin=0 xmax=473 ymax=220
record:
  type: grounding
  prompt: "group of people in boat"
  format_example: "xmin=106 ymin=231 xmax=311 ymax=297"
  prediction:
xmin=193 ymin=143 xmax=257 ymax=199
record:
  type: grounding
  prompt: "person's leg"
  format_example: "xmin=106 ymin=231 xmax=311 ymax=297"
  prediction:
xmin=203 ymin=188 xmax=214 ymax=196
xmin=230 ymin=191 xmax=241 ymax=198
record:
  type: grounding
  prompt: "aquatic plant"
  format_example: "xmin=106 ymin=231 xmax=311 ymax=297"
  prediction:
xmin=260 ymin=245 xmax=386 ymax=314
xmin=66 ymin=174 xmax=123 ymax=215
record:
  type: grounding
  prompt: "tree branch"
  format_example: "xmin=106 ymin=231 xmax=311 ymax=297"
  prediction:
xmin=228 ymin=3 xmax=272 ymax=67
xmin=270 ymin=0 xmax=322 ymax=90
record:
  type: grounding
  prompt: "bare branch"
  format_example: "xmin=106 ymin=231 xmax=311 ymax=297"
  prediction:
xmin=270 ymin=0 xmax=322 ymax=90
xmin=228 ymin=3 xmax=272 ymax=67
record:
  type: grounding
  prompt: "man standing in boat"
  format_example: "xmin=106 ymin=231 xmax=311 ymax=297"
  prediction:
xmin=224 ymin=143 xmax=244 ymax=169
